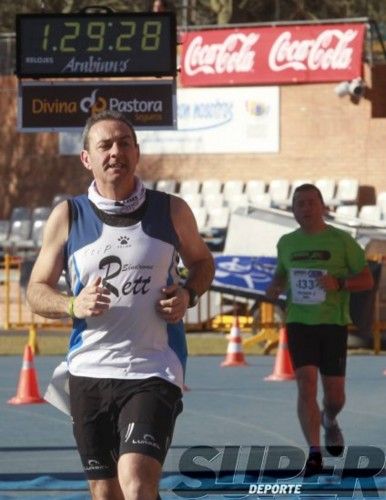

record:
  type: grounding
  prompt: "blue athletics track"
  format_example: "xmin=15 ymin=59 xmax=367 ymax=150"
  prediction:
xmin=1 ymin=353 xmax=386 ymax=499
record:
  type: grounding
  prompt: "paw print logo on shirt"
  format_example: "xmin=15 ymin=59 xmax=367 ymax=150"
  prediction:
xmin=118 ymin=235 xmax=130 ymax=246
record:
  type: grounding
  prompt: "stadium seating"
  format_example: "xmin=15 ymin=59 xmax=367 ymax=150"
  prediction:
xmin=227 ymin=193 xmax=249 ymax=212
xmin=315 ymin=178 xmax=336 ymax=206
xmin=331 ymin=178 xmax=359 ymax=206
xmin=10 ymin=206 xmax=31 ymax=222
xmin=191 ymin=206 xmax=208 ymax=233
xmin=142 ymin=180 xmax=155 ymax=190
xmin=222 ymin=180 xmax=245 ymax=204
xmin=201 ymin=179 xmax=222 ymax=196
xmin=358 ymin=205 xmax=384 ymax=226
xmin=333 ymin=204 xmax=359 ymax=223
xmin=376 ymin=191 xmax=386 ymax=217
xmin=52 ymin=193 xmax=70 ymax=207
xmin=155 ymin=179 xmax=177 ymax=194
xmin=249 ymin=193 xmax=272 ymax=208
xmin=0 ymin=220 xmax=10 ymax=243
xmin=32 ymin=206 xmax=51 ymax=222
xmin=268 ymin=179 xmax=290 ymax=208
xmin=180 ymin=192 xmax=202 ymax=209
xmin=31 ymin=219 xmax=47 ymax=248
xmin=179 ymin=179 xmax=201 ymax=196
xmin=245 ymin=179 xmax=266 ymax=203
xmin=202 ymin=192 xmax=224 ymax=210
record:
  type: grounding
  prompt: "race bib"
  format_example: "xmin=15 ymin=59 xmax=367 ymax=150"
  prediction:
xmin=290 ymin=268 xmax=326 ymax=304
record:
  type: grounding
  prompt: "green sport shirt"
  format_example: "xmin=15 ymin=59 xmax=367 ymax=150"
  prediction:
xmin=276 ymin=225 xmax=367 ymax=325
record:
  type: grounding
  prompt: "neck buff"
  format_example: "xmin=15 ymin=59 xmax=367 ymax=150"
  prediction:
xmin=87 ymin=177 xmax=146 ymax=214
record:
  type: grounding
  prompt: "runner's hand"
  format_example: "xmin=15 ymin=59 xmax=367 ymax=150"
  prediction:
xmin=156 ymin=283 xmax=189 ymax=323
xmin=71 ymin=276 xmax=111 ymax=318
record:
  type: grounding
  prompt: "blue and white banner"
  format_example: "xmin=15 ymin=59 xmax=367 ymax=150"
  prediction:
xmin=137 ymin=86 xmax=279 ymax=154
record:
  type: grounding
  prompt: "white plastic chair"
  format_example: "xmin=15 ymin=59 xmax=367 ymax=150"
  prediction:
xmin=0 ymin=220 xmax=10 ymax=242
xmin=8 ymin=219 xmax=32 ymax=246
xmin=334 ymin=178 xmax=359 ymax=205
xmin=268 ymin=179 xmax=290 ymax=208
xmin=376 ymin=191 xmax=386 ymax=217
xmin=245 ymin=180 xmax=266 ymax=203
xmin=315 ymin=178 xmax=336 ymax=206
xmin=191 ymin=206 xmax=208 ymax=233
xmin=358 ymin=205 xmax=383 ymax=225
xmin=52 ymin=194 xmax=70 ymax=207
xmin=202 ymin=193 xmax=224 ymax=210
xmin=10 ymin=206 xmax=31 ymax=222
xmin=249 ymin=193 xmax=272 ymax=209
xmin=227 ymin=193 xmax=249 ymax=212
xmin=142 ymin=180 xmax=155 ymax=190
xmin=31 ymin=219 xmax=47 ymax=247
xmin=334 ymin=204 xmax=358 ymax=221
xmin=156 ymin=179 xmax=177 ymax=194
xmin=207 ymin=206 xmax=230 ymax=229
xmin=179 ymin=179 xmax=201 ymax=196
xmin=181 ymin=193 xmax=202 ymax=210
xmin=223 ymin=180 xmax=245 ymax=204
xmin=201 ymin=179 xmax=222 ymax=196
xmin=32 ymin=206 xmax=51 ymax=222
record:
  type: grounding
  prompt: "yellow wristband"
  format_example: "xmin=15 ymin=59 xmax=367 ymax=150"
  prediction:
xmin=68 ymin=296 xmax=76 ymax=319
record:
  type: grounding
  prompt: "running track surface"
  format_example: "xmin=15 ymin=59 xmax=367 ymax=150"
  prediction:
xmin=1 ymin=354 xmax=386 ymax=499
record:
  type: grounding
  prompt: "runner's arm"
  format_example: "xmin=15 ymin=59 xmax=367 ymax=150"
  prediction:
xmin=26 ymin=202 xmax=71 ymax=319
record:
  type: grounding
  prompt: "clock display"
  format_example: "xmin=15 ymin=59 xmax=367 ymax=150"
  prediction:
xmin=16 ymin=12 xmax=176 ymax=78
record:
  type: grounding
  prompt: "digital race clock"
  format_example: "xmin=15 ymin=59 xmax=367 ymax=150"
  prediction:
xmin=16 ymin=12 xmax=176 ymax=78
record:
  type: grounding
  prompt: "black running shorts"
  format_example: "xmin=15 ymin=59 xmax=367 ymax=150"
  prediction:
xmin=286 ymin=323 xmax=348 ymax=376
xmin=69 ymin=375 xmax=183 ymax=480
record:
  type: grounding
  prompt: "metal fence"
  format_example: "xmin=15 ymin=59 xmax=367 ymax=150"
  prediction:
xmin=3 ymin=252 xmax=384 ymax=354
xmin=0 ymin=253 xmax=283 ymax=354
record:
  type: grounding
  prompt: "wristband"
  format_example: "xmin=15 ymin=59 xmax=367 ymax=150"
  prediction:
xmin=68 ymin=296 xmax=76 ymax=318
xmin=183 ymin=285 xmax=199 ymax=308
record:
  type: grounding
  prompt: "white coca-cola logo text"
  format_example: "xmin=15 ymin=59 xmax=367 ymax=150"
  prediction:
xmin=268 ymin=29 xmax=358 ymax=71
xmin=183 ymin=33 xmax=259 ymax=76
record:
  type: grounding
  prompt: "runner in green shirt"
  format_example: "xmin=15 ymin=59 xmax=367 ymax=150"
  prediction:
xmin=266 ymin=183 xmax=373 ymax=476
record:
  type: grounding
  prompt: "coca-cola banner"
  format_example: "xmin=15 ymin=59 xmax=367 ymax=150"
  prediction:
xmin=180 ymin=23 xmax=365 ymax=87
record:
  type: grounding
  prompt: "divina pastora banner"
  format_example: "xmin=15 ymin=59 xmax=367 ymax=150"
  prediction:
xmin=18 ymin=80 xmax=176 ymax=132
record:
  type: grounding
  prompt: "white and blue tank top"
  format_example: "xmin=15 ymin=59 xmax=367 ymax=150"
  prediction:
xmin=64 ymin=190 xmax=187 ymax=390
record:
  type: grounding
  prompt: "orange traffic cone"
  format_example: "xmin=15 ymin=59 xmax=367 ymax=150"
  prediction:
xmin=8 ymin=345 xmax=46 ymax=405
xmin=221 ymin=316 xmax=248 ymax=367
xmin=264 ymin=326 xmax=295 ymax=381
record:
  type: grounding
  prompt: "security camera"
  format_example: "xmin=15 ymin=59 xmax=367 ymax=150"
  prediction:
xmin=334 ymin=78 xmax=365 ymax=100
xmin=334 ymin=81 xmax=350 ymax=97
xmin=348 ymin=77 xmax=365 ymax=97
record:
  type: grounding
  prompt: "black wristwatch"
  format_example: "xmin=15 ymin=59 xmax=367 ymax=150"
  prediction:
xmin=183 ymin=285 xmax=199 ymax=308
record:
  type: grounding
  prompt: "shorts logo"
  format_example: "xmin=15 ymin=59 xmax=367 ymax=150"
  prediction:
xmin=124 ymin=422 xmax=135 ymax=443
xmin=133 ymin=433 xmax=161 ymax=450
xmin=84 ymin=458 xmax=109 ymax=471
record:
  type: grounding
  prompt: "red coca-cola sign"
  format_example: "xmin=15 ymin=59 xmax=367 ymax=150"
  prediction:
xmin=180 ymin=23 xmax=365 ymax=86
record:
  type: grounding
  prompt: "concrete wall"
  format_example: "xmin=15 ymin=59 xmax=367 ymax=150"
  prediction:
xmin=1 ymin=63 xmax=386 ymax=218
